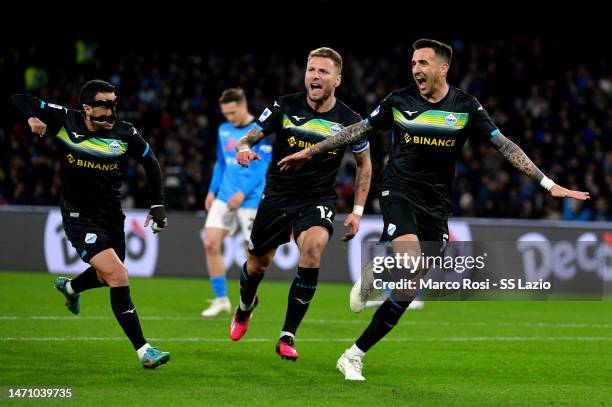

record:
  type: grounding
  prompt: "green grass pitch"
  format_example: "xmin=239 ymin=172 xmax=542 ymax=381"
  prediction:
xmin=1 ymin=271 xmax=611 ymax=406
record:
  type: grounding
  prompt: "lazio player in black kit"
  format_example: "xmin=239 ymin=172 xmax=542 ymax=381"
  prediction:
xmin=279 ymin=39 xmax=590 ymax=380
xmin=11 ymin=80 xmax=170 ymax=369
xmin=231 ymin=48 xmax=373 ymax=361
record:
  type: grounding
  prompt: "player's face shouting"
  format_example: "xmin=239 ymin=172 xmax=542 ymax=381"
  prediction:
xmin=412 ymin=48 xmax=447 ymax=97
xmin=305 ymin=57 xmax=341 ymax=103
xmin=85 ymin=92 xmax=117 ymax=130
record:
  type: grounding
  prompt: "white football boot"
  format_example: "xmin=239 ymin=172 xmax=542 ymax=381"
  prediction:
xmin=336 ymin=349 xmax=365 ymax=381
xmin=201 ymin=297 xmax=231 ymax=317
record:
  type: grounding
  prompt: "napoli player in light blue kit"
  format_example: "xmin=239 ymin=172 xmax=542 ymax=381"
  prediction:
xmin=202 ymin=88 xmax=272 ymax=317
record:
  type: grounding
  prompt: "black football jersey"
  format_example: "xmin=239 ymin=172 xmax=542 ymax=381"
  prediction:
xmin=255 ymin=92 xmax=368 ymax=201
xmin=366 ymin=85 xmax=498 ymax=217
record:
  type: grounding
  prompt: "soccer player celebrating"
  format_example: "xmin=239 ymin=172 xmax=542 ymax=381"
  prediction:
xmin=278 ymin=39 xmax=590 ymax=380
xmin=202 ymin=88 xmax=272 ymax=317
xmin=232 ymin=47 xmax=373 ymax=361
xmin=11 ymin=80 xmax=171 ymax=369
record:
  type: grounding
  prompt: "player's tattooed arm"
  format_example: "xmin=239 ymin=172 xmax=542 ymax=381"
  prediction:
xmin=235 ymin=127 xmax=266 ymax=167
xmin=277 ymin=120 xmax=373 ymax=171
xmin=235 ymin=127 xmax=266 ymax=152
xmin=310 ymin=121 xmax=373 ymax=156
xmin=490 ymin=132 xmax=590 ymax=200
xmin=489 ymin=132 xmax=544 ymax=183
xmin=342 ymin=148 xmax=372 ymax=241
xmin=353 ymin=149 xmax=372 ymax=206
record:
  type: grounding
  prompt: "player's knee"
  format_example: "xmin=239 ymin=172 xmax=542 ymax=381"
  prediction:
xmin=99 ymin=264 xmax=128 ymax=286
xmin=299 ymin=242 xmax=325 ymax=267
xmin=247 ymin=260 xmax=267 ymax=275
xmin=246 ymin=255 xmax=269 ymax=275
xmin=94 ymin=269 xmax=109 ymax=286
xmin=204 ymin=237 xmax=222 ymax=255
xmin=298 ymin=256 xmax=320 ymax=268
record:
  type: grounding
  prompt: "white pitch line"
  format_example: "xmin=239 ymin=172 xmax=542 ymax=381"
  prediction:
xmin=2 ymin=315 xmax=612 ymax=330
xmin=1 ymin=336 xmax=612 ymax=342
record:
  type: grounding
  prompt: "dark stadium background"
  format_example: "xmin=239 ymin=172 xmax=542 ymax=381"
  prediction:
xmin=1 ymin=5 xmax=609 ymax=220
xmin=1 ymin=5 xmax=611 ymax=404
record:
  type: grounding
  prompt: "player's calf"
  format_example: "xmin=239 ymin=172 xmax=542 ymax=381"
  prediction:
xmin=280 ymin=266 xmax=318 ymax=351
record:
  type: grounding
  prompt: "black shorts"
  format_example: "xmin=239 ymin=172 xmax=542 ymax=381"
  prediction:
xmin=379 ymin=190 xmax=448 ymax=257
xmin=248 ymin=195 xmax=336 ymax=256
xmin=62 ymin=211 xmax=126 ymax=263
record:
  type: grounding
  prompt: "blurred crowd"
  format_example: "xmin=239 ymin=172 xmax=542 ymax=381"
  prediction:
xmin=1 ymin=37 xmax=610 ymax=220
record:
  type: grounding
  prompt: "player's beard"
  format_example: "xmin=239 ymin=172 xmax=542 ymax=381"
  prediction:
xmin=307 ymin=86 xmax=332 ymax=105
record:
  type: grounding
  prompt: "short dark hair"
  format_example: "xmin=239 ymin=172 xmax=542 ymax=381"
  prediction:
xmin=219 ymin=87 xmax=246 ymax=105
xmin=80 ymin=80 xmax=115 ymax=105
xmin=308 ymin=47 xmax=343 ymax=73
xmin=413 ymin=39 xmax=453 ymax=64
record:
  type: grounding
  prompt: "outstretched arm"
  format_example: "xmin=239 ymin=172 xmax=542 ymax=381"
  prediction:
xmin=490 ymin=133 xmax=589 ymax=200
xmin=11 ymin=94 xmax=66 ymax=136
xmin=278 ymin=120 xmax=373 ymax=171
xmin=235 ymin=127 xmax=266 ymax=167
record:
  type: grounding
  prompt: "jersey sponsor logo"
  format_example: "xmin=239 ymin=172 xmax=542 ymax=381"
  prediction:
xmin=405 ymin=110 xmax=418 ymax=117
xmin=287 ymin=136 xmax=337 ymax=154
xmin=66 ymin=154 xmax=120 ymax=171
xmin=259 ymin=108 xmax=272 ymax=122
xmin=330 ymin=124 xmax=342 ymax=135
xmin=220 ymin=131 xmax=230 ymax=137
xmin=404 ymin=133 xmax=456 ymax=147
xmin=370 ymin=105 xmax=381 ymax=117
xmin=109 ymin=140 xmax=121 ymax=153
xmin=445 ymin=113 xmax=458 ymax=126
xmin=85 ymin=233 xmax=97 ymax=244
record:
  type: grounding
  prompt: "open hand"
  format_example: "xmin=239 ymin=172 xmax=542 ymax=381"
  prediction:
xmin=277 ymin=148 xmax=313 ymax=172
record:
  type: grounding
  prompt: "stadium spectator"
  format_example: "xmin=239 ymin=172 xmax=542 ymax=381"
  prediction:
xmin=2 ymin=38 xmax=609 ymax=220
